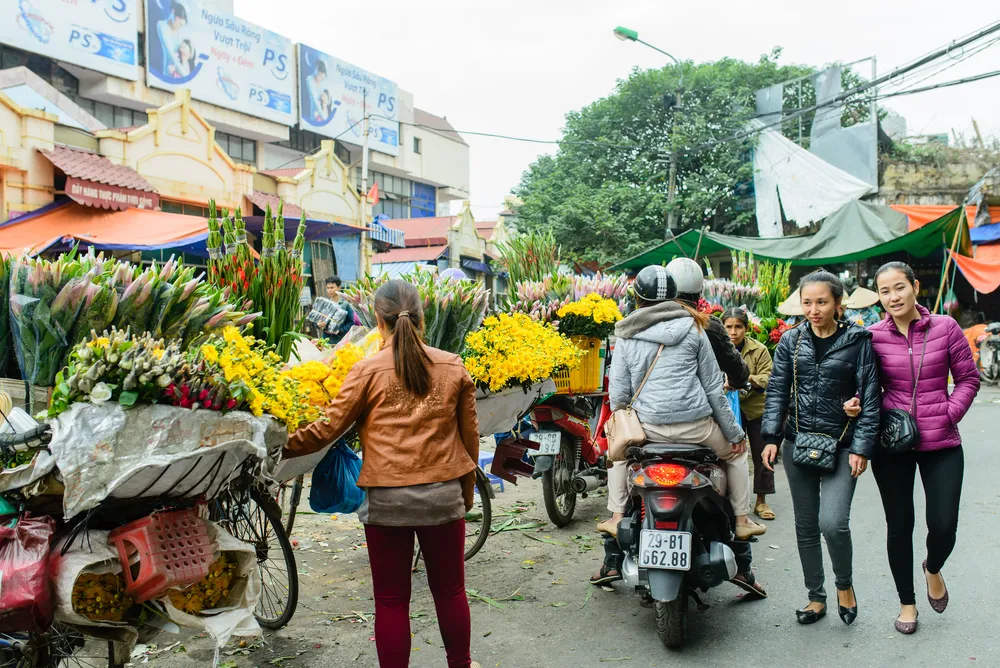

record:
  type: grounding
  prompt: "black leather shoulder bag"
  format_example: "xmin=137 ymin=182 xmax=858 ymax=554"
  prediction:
xmin=880 ymin=333 xmax=928 ymax=455
xmin=791 ymin=332 xmax=850 ymax=472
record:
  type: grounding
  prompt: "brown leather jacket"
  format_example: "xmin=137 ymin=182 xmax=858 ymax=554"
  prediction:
xmin=285 ymin=345 xmax=481 ymax=508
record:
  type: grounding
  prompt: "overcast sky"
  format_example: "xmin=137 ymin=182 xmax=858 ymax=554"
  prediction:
xmin=237 ymin=0 xmax=1000 ymax=221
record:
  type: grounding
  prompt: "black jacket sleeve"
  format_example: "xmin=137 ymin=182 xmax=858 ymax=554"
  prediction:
xmin=706 ymin=319 xmax=750 ymax=387
xmin=849 ymin=337 xmax=881 ymax=458
xmin=761 ymin=330 xmax=794 ymax=444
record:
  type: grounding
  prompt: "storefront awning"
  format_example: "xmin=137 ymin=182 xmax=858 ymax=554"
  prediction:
xmin=0 ymin=201 xmax=204 ymax=256
xmin=612 ymin=204 xmax=970 ymax=270
xmin=40 ymin=146 xmax=159 ymax=211
xmin=949 ymin=249 xmax=1000 ymax=294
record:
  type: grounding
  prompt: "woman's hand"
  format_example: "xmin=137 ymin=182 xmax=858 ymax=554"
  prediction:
xmin=849 ymin=453 xmax=868 ymax=478
xmin=730 ymin=439 xmax=747 ymax=455
xmin=761 ymin=444 xmax=778 ymax=471
xmin=843 ymin=397 xmax=861 ymax=418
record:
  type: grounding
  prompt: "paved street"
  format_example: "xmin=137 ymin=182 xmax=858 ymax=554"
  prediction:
xmin=152 ymin=388 xmax=1000 ymax=668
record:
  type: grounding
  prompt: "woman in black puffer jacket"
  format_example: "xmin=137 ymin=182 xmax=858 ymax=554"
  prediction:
xmin=760 ymin=271 xmax=880 ymax=628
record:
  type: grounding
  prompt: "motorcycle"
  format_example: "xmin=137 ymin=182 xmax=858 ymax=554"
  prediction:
xmin=491 ymin=394 xmax=612 ymax=527
xmin=977 ymin=322 xmax=1000 ymax=385
xmin=612 ymin=441 xmax=741 ymax=648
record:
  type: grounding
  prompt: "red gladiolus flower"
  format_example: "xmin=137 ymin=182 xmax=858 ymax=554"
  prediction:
xmin=226 ymin=398 xmax=237 ymax=410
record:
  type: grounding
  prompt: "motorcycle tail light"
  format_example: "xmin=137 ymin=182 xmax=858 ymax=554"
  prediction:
xmin=654 ymin=520 xmax=678 ymax=530
xmin=631 ymin=463 xmax=712 ymax=489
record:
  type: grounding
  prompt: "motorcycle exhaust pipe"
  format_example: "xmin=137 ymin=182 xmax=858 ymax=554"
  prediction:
xmin=571 ymin=474 xmax=601 ymax=494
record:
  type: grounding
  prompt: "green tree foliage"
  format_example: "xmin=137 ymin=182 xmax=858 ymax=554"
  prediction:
xmin=513 ymin=50 xmax=873 ymax=264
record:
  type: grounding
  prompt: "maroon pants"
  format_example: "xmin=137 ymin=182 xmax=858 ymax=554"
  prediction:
xmin=364 ymin=520 xmax=471 ymax=668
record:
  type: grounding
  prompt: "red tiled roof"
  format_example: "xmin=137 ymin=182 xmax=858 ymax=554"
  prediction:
xmin=475 ymin=220 xmax=498 ymax=240
xmin=387 ymin=216 xmax=456 ymax=247
xmin=261 ymin=168 xmax=306 ymax=179
xmin=40 ymin=145 xmax=155 ymax=192
xmin=248 ymin=191 xmax=303 ymax=217
xmin=373 ymin=245 xmax=448 ymax=264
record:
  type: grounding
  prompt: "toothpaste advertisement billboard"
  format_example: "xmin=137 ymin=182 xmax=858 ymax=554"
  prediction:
xmin=0 ymin=0 xmax=139 ymax=80
xmin=298 ymin=44 xmax=399 ymax=156
xmin=144 ymin=0 xmax=296 ymax=126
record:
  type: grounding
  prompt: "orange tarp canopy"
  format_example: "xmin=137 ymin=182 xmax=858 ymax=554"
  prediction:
xmin=0 ymin=202 xmax=206 ymax=256
xmin=949 ymin=249 xmax=1000 ymax=295
xmin=893 ymin=204 xmax=1000 ymax=231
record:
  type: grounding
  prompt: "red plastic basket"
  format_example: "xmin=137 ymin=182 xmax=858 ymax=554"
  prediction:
xmin=107 ymin=508 xmax=216 ymax=603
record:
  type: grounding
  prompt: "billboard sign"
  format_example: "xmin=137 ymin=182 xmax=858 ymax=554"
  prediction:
xmin=297 ymin=44 xmax=399 ymax=156
xmin=0 ymin=0 xmax=139 ymax=80
xmin=144 ymin=0 xmax=296 ymax=125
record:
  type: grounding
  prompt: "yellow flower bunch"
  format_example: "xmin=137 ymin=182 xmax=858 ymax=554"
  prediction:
xmin=556 ymin=293 xmax=623 ymax=339
xmin=72 ymin=571 xmax=134 ymax=622
xmin=280 ymin=330 xmax=383 ymax=407
xmin=198 ymin=327 xmax=319 ymax=432
xmin=168 ymin=553 xmax=237 ymax=614
xmin=463 ymin=313 xmax=584 ymax=393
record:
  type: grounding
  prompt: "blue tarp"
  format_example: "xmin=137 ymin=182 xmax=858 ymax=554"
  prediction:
xmin=970 ymin=223 xmax=1000 ymax=245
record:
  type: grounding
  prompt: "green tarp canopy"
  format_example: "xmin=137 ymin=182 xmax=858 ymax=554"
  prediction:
xmin=612 ymin=202 xmax=969 ymax=270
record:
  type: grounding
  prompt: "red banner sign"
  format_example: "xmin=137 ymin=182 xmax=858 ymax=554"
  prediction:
xmin=66 ymin=177 xmax=159 ymax=212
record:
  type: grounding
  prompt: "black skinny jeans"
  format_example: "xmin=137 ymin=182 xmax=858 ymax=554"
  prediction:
xmin=872 ymin=446 xmax=964 ymax=606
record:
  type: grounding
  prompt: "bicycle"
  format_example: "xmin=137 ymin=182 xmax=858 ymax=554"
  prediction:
xmin=0 ymin=622 xmax=125 ymax=668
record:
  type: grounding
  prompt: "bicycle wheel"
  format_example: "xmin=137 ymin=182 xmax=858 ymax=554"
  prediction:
xmin=277 ymin=475 xmax=304 ymax=535
xmin=215 ymin=487 xmax=299 ymax=629
xmin=464 ymin=469 xmax=491 ymax=561
xmin=0 ymin=623 xmax=122 ymax=668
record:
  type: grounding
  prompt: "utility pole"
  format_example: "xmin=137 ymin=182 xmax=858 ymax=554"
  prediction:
xmin=665 ymin=85 xmax=682 ymax=238
xmin=360 ymin=91 xmax=372 ymax=275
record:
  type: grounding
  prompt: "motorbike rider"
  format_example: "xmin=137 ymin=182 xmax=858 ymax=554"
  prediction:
xmin=592 ymin=264 xmax=766 ymax=598
xmin=667 ymin=257 xmax=750 ymax=389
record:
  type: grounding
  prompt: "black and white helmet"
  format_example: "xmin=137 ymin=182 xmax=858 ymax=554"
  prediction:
xmin=633 ymin=265 xmax=677 ymax=304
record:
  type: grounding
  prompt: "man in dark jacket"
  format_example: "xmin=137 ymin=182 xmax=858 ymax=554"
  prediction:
xmin=666 ymin=258 xmax=749 ymax=388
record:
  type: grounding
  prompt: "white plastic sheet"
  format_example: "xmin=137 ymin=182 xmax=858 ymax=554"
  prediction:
xmin=475 ymin=380 xmax=555 ymax=436
xmin=750 ymin=120 xmax=873 ymax=237
xmin=49 ymin=404 xmax=286 ymax=519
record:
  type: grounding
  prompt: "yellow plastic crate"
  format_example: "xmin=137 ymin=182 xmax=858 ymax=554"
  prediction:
xmin=553 ymin=337 xmax=605 ymax=394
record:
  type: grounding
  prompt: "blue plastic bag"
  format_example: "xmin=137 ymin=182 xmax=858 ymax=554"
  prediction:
xmin=309 ymin=440 xmax=366 ymax=514
xmin=726 ymin=390 xmax=742 ymax=424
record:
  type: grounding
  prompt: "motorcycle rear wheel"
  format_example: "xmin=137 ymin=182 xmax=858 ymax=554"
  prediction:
xmin=542 ymin=435 xmax=577 ymax=527
xmin=654 ymin=597 xmax=687 ymax=648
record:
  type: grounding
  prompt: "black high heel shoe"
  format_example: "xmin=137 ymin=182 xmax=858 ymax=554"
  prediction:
xmin=838 ymin=587 xmax=858 ymax=626
xmin=796 ymin=605 xmax=826 ymax=624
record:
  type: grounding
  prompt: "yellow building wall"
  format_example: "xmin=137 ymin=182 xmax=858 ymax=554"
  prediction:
xmin=96 ymin=91 xmax=252 ymax=213
xmin=0 ymin=93 xmax=56 ymax=221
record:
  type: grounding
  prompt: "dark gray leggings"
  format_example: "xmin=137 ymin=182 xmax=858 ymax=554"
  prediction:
xmin=782 ymin=441 xmax=859 ymax=604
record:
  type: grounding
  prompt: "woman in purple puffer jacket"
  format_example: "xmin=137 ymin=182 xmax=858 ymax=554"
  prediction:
xmin=866 ymin=261 xmax=980 ymax=636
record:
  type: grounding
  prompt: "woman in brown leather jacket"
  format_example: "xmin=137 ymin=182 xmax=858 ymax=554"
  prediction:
xmin=286 ymin=279 xmax=481 ymax=668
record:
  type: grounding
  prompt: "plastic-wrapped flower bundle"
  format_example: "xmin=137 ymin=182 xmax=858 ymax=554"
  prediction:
xmin=702 ymin=279 xmax=764 ymax=311
xmin=72 ymin=572 xmax=134 ymax=622
xmin=48 ymin=329 xmax=186 ymax=417
xmin=505 ymin=272 xmax=630 ymax=324
xmin=168 ymin=553 xmax=237 ymax=615
xmin=0 ymin=255 xmax=10 ymax=374
xmin=205 ymin=202 xmax=307 ymax=362
xmin=343 ymin=268 xmax=489 ymax=355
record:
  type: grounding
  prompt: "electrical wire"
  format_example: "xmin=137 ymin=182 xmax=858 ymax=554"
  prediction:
xmin=269 ymin=115 xmax=368 ymax=170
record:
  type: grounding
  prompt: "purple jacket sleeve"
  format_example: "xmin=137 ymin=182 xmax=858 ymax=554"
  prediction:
xmin=945 ymin=319 xmax=980 ymax=425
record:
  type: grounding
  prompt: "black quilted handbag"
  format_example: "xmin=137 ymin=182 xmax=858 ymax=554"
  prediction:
xmin=879 ymin=334 xmax=928 ymax=455
xmin=790 ymin=334 xmax=849 ymax=473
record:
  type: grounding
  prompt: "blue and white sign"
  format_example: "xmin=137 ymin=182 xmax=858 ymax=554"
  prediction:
xmin=298 ymin=44 xmax=399 ymax=157
xmin=0 ymin=0 xmax=139 ymax=80
xmin=144 ymin=0 xmax=296 ymax=125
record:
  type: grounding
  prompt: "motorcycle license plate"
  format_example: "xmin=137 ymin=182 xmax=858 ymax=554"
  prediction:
xmin=639 ymin=530 xmax=692 ymax=571
xmin=528 ymin=431 xmax=562 ymax=456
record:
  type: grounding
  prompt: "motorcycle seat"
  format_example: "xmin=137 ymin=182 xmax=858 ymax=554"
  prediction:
xmin=640 ymin=442 xmax=717 ymax=461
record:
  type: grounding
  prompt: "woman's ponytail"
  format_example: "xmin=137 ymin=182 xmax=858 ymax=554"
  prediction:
xmin=374 ymin=280 xmax=432 ymax=396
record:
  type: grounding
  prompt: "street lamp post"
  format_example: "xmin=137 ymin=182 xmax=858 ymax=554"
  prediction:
xmin=614 ymin=26 xmax=683 ymax=240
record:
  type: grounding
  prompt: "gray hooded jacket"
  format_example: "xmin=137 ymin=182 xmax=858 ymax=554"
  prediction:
xmin=609 ymin=302 xmax=745 ymax=444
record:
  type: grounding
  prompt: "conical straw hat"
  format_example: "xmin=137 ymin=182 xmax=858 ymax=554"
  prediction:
xmin=777 ymin=289 xmax=803 ymax=316
xmin=845 ymin=287 xmax=879 ymax=309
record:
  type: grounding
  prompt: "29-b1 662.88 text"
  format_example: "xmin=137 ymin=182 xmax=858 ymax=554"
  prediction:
xmin=638 ymin=530 xmax=691 ymax=571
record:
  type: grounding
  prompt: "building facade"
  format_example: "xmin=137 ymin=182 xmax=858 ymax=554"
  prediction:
xmin=0 ymin=0 xmax=469 ymax=282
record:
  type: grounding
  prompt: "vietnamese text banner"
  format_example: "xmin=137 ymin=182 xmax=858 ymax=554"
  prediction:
xmin=145 ymin=0 xmax=296 ymax=126
xmin=0 ymin=0 xmax=139 ymax=80
xmin=298 ymin=44 xmax=399 ymax=156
